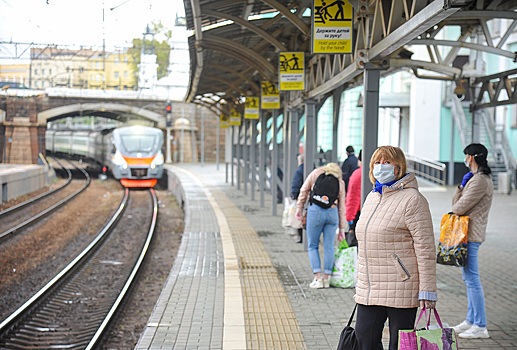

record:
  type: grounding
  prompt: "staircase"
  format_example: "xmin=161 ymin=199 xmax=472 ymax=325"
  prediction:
xmin=451 ymin=94 xmax=516 ymax=189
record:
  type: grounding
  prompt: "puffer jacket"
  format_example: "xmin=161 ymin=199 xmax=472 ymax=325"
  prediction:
xmin=354 ymin=173 xmax=437 ymax=308
xmin=452 ymin=170 xmax=493 ymax=242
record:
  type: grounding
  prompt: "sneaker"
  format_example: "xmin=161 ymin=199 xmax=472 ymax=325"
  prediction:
xmin=458 ymin=325 xmax=490 ymax=339
xmin=309 ymin=278 xmax=324 ymax=289
xmin=323 ymin=279 xmax=330 ymax=288
xmin=452 ymin=320 xmax=472 ymax=333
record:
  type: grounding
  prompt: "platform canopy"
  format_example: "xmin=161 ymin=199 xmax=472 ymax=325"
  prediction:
xmin=184 ymin=0 xmax=517 ymax=115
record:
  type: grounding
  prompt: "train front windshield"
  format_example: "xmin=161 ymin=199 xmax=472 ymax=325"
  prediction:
xmin=120 ymin=135 xmax=157 ymax=153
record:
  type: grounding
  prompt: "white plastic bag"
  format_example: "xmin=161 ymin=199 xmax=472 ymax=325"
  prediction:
xmin=329 ymin=240 xmax=358 ymax=288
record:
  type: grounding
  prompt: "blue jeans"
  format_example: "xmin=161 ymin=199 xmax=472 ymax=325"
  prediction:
xmin=462 ymin=242 xmax=487 ymax=328
xmin=306 ymin=205 xmax=338 ymax=275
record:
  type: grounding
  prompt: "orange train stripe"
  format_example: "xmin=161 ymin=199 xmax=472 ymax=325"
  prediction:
xmin=120 ymin=179 xmax=157 ymax=188
xmin=121 ymin=155 xmax=155 ymax=165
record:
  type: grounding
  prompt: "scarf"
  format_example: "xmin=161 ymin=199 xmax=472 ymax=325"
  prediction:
xmin=373 ymin=179 xmax=398 ymax=195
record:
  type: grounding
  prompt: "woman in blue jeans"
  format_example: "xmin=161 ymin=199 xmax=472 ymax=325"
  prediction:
xmin=295 ymin=163 xmax=346 ymax=288
xmin=451 ymin=143 xmax=493 ymax=339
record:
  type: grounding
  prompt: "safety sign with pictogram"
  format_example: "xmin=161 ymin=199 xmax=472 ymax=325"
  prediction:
xmin=279 ymin=52 xmax=305 ymax=91
xmin=220 ymin=114 xmax=229 ymax=128
xmin=230 ymin=109 xmax=242 ymax=126
xmin=245 ymin=97 xmax=260 ymax=119
xmin=312 ymin=0 xmax=353 ymax=54
xmin=261 ymin=81 xmax=280 ymax=109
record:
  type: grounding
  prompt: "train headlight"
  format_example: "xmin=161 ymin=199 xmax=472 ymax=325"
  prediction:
xmin=151 ymin=152 xmax=164 ymax=169
xmin=112 ymin=151 xmax=128 ymax=169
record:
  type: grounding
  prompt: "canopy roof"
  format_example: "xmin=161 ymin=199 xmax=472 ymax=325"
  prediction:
xmin=183 ymin=0 xmax=517 ymax=115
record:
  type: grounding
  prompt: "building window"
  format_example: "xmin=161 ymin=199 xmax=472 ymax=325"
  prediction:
xmin=96 ymin=62 xmax=100 ymax=69
xmin=49 ymin=69 xmax=52 ymax=75
xmin=35 ymin=69 xmax=39 ymax=75
xmin=114 ymin=71 xmax=119 ymax=79
xmin=115 ymin=57 xmax=120 ymax=64
xmin=42 ymin=69 xmax=46 ymax=75
xmin=124 ymin=71 xmax=128 ymax=79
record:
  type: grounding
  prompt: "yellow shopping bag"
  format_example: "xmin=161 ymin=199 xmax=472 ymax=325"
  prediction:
xmin=436 ymin=213 xmax=469 ymax=267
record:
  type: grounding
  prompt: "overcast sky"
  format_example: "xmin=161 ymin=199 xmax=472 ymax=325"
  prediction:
xmin=0 ymin=0 xmax=185 ymax=63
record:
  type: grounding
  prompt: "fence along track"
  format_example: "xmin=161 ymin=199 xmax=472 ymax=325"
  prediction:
xmin=0 ymin=188 xmax=158 ymax=349
xmin=0 ymin=159 xmax=90 ymax=242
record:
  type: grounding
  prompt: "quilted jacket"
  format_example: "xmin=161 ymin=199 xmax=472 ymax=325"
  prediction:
xmin=452 ymin=170 xmax=493 ymax=242
xmin=354 ymin=173 xmax=437 ymax=308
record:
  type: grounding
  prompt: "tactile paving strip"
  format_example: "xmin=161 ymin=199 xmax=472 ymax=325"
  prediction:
xmin=208 ymin=186 xmax=307 ymax=350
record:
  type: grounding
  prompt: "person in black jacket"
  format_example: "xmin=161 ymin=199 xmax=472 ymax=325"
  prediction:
xmin=341 ymin=145 xmax=358 ymax=192
xmin=291 ymin=154 xmax=304 ymax=243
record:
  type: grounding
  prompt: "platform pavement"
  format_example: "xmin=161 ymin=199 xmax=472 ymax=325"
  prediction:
xmin=138 ymin=163 xmax=517 ymax=349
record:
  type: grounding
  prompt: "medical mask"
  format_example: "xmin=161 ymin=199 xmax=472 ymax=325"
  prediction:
xmin=373 ymin=164 xmax=397 ymax=184
xmin=464 ymin=157 xmax=470 ymax=168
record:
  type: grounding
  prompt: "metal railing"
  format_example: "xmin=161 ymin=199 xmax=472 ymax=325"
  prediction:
xmin=406 ymin=154 xmax=446 ymax=186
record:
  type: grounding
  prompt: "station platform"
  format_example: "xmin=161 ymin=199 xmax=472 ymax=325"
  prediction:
xmin=136 ymin=163 xmax=517 ymax=350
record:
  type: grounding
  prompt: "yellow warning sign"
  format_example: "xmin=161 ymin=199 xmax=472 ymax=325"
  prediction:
xmin=279 ymin=52 xmax=305 ymax=91
xmin=230 ymin=109 xmax=242 ymax=126
xmin=244 ymin=97 xmax=260 ymax=119
xmin=312 ymin=0 xmax=353 ymax=54
xmin=220 ymin=114 xmax=229 ymax=128
xmin=261 ymin=81 xmax=280 ymax=109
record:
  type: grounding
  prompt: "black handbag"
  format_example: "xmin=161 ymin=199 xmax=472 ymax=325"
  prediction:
xmin=337 ymin=304 xmax=359 ymax=350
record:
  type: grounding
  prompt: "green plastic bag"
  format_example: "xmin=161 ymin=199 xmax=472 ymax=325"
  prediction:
xmin=329 ymin=240 xmax=357 ymax=288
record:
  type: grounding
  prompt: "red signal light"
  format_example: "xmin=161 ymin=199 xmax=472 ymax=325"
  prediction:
xmin=165 ymin=104 xmax=172 ymax=113
xmin=102 ymin=166 xmax=107 ymax=173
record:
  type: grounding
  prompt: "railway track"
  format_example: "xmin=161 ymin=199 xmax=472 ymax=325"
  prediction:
xmin=0 ymin=159 xmax=90 ymax=242
xmin=0 ymin=188 xmax=158 ymax=349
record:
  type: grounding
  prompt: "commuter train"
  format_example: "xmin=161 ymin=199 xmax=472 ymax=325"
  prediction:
xmin=46 ymin=125 xmax=164 ymax=187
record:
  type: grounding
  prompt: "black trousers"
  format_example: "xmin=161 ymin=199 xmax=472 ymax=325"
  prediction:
xmin=355 ymin=304 xmax=417 ymax=350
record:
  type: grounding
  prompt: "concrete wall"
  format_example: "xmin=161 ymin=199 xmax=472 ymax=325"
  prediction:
xmin=0 ymin=164 xmax=55 ymax=203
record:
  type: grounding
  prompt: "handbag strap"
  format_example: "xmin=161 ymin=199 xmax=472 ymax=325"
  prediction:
xmin=416 ymin=307 xmax=444 ymax=330
xmin=347 ymin=304 xmax=358 ymax=327
xmin=432 ymin=309 xmax=444 ymax=329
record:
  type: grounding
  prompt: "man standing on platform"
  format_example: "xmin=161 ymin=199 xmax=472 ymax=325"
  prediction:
xmin=341 ymin=145 xmax=358 ymax=193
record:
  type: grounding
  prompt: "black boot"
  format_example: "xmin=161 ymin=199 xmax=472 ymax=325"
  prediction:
xmin=296 ymin=229 xmax=303 ymax=243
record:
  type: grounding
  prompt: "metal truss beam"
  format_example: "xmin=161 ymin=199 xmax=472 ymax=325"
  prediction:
xmin=472 ymin=68 xmax=517 ymax=110
xmin=260 ymin=0 xmax=310 ymax=35
xmin=204 ymin=10 xmax=287 ymax=52
xmin=201 ymin=36 xmax=277 ymax=80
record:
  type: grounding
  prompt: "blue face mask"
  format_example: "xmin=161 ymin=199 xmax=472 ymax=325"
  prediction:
xmin=373 ymin=164 xmax=396 ymax=184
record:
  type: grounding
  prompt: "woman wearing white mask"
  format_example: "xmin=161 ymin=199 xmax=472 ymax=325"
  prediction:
xmin=353 ymin=146 xmax=437 ymax=350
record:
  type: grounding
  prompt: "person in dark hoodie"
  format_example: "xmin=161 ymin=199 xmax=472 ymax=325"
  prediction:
xmin=341 ymin=145 xmax=358 ymax=192
xmin=291 ymin=154 xmax=304 ymax=243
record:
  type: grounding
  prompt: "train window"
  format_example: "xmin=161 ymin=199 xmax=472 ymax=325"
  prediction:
xmin=120 ymin=135 xmax=156 ymax=153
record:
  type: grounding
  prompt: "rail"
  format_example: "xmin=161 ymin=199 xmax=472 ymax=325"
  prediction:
xmin=406 ymin=154 xmax=446 ymax=186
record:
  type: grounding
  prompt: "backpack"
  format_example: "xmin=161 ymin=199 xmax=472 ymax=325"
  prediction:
xmin=310 ymin=173 xmax=340 ymax=209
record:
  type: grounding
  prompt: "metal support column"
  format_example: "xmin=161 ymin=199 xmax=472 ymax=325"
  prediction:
xmin=259 ymin=111 xmax=266 ymax=207
xmin=304 ymin=101 xmax=316 ymax=180
xmin=272 ymin=110 xmax=279 ymax=216
xmin=303 ymin=101 xmax=317 ymax=251
xmin=361 ymin=69 xmax=380 ymax=205
xmin=237 ymin=122 xmax=243 ymax=190
xmin=287 ymin=108 xmax=299 ymax=198
xmin=231 ymin=126 xmax=235 ymax=186
xmin=449 ymin=115 xmax=455 ymax=186
xmin=332 ymin=86 xmax=344 ymax=163
xmin=243 ymin=119 xmax=249 ymax=195
xmin=250 ymin=118 xmax=257 ymax=200
xmin=282 ymin=106 xmax=289 ymax=200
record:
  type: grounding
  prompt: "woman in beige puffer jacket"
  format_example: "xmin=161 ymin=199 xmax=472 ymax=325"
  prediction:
xmin=450 ymin=143 xmax=493 ymax=340
xmin=353 ymin=146 xmax=437 ymax=350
